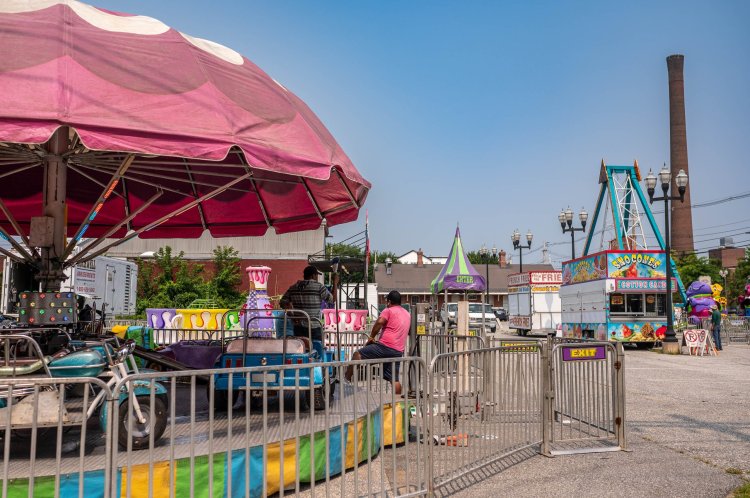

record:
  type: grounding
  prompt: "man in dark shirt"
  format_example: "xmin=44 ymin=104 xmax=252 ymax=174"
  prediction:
xmin=711 ymin=305 xmax=722 ymax=351
xmin=280 ymin=266 xmax=336 ymax=360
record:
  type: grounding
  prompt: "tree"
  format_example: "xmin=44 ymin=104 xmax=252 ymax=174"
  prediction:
xmin=727 ymin=248 xmax=750 ymax=307
xmin=324 ymin=243 xmax=401 ymax=283
xmin=467 ymin=250 xmax=499 ymax=265
xmin=673 ymin=252 xmax=722 ymax=288
xmin=373 ymin=251 xmax=400 ymax=265
xmin=204 ymin=246 xmax=244 ymax=308
xmin=136 ymin=245 xmax=248 ymax=315
xmin=326 ymin=242 xmax=363 ymax=260
xmin=135 ymin=246 xmax=205 ymax=315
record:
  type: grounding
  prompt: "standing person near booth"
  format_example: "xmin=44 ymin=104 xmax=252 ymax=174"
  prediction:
xmin=346 ymin=290 xmax=410 ymax=394
xmin=711 ymin=304 xmax=723 ymax=351
xmin=280 ymin=265 xmax=337 ymax=361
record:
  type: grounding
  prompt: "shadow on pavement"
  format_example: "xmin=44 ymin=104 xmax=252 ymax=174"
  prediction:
xmin=435 ymin=446 xmax=540 ymax=497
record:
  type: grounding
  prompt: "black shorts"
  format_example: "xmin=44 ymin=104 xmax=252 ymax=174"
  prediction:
xmin=293 ymin=325 xmax=323 ymax=343
xmin=357 ymin=342 xmax=403 ymax=382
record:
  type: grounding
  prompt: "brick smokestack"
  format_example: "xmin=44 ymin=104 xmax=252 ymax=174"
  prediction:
xmin=416 ymin=248 xmax=424 ymax=268
xmin=498 ymin=250 xmax=507 ymax=268
xmin=666 ymin=54 xmax=694 ymax=253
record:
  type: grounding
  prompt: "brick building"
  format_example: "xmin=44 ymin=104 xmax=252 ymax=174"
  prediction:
xmin=708 ymin=240 xmax=747 ymax=271
xmin=104 ymin=228 xmax=324 ymax=299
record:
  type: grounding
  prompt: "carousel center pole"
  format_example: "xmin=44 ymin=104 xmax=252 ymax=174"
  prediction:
xmin=39 ymin=127 xmax=69 ymax=291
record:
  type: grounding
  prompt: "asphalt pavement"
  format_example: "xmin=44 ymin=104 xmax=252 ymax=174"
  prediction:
xmin=445 ymin=324 xmax=750 ymax=498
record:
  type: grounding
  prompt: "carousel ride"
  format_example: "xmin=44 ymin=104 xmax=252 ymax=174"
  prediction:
xmin=0 ymin=0 xmax=369 ymax=357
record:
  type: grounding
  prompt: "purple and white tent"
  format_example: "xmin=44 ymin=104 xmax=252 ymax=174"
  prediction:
xmin=430 ymin=227 xmax=486 ymax=294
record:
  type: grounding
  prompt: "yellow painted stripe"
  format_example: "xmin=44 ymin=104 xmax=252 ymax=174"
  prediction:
xmin=264 ymin=438 xmax=299 ymax=496
xmin=120 ymin=461 xmax=174 ymax=498
xmin=345 ymin=417 xmax=367 ymax=468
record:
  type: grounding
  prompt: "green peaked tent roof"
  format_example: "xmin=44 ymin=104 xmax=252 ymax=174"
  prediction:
xmin=430 ymin=227 xmax=486 ymax=294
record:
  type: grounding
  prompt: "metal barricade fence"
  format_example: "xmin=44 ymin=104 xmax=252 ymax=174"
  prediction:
xmin=0 ymin=376 xmax=113 ymax=498
xmin=543 ymin=341 xmax=626 ymax=456
xmin=414 ymin=334 xmax=485 ymax=365
xmin=487 ymin=336 xmax=545 ymax=348
xmin=550 ymin=336 xmax=600 ymax=345
xmin=110 ymin=356 xmax=428 ymax=498
xmin=151 ymin=328 xmax=220 ymax=346
xmin=0 ymin=336 xmax=627 ymax=497
xmin=426 ymin=344 xmax=544 ymax=492
xmin=722 ymin=317 xmax=750 ymax=344
xmin=410 ymin=334 xmax=486 ymax=397
xmin=324 ymin=330 xmax=370 ymax=362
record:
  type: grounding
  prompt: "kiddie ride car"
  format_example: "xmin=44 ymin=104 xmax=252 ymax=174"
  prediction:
xmin=210 ymin=310 xmax=333 ymax=411
xmin=0 ymin=334 xmax=168 ymax=450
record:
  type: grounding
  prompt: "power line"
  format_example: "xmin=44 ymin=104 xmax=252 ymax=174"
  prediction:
xmin=652 ymin=190 xmax=750 ymax=214
xmin=695 ymin=239 xmax=750 ymax=252
xmin=692 ymin=229 xmax=750 ymax=245
xmin=693 ymin=218 xmax=750 ymax=233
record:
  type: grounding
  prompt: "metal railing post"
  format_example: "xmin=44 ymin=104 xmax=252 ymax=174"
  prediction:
xmin=541 ymin=340 xmax=554 ymax=457
xmin=614 ymin=341 xmax=627 ymax=451
xmin=425 ymin=357 xmax=435 ymax=497
xmin=102 ymin=389 xmax=117 ymax=498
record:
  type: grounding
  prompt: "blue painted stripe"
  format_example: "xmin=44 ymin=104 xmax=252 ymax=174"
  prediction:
xmin=59 ymin=469 xmax=108 ymax=498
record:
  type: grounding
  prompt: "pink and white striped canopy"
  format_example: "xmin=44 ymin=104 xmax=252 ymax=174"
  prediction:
xmin=0 ymin=0 xmax=370 ymax=239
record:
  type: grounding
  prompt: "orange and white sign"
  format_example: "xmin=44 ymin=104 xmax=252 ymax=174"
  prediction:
xmin=529 ymin=271 xmax=562 ymax=284
xmin=509 ymin=271 xmax=562 ymax=287
xmin=531 ymin=285 xmax=561 ymax=293
xmin=73 ymin=268 xmax=97 ymax=295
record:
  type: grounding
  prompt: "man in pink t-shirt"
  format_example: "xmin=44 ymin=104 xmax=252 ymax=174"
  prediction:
xmin=345 ymin=290 xmax=410 ymax=394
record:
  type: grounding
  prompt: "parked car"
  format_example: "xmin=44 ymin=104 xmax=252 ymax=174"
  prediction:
xmin=492 ymin=307 xmax=508 ymax=321
xmin=441 ymin=303 xmax=496 ymax=333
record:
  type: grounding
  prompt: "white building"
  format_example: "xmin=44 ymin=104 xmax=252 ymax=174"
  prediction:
xmin=397 ymin=249 xmax=447 ymax=265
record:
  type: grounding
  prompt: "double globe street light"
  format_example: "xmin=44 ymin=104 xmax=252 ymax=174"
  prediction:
xmin=719 ymin=269 xmax=728 ymax=302
xmin=644 ymin=164 xmax=688 ymax=353
xmin=479 ymin=244 xmax=498 ymax=311
xmin=558 ymin=207 xmax=588 ymax=260
xmin=512 ymin=229 xmax=533 ymax=273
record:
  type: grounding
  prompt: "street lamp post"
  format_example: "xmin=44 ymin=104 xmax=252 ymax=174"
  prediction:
xmin=644 ymin=164 xmax=688 ymax=354
xmin=558 ymin=207 xmax=588 ymax=260
xmin=512 ymin=229 xmax=533 ymax=273
xmin=479 ymin=243 xmax=498 ymax=310
xmin=719 ymin=269 xmax=728 ymax=306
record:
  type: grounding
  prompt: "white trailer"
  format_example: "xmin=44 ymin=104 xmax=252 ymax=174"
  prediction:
xmin=2 ymin=255 xmax=137 ymax=316
xmin=507 ymin=271 xmax=562 ymax=336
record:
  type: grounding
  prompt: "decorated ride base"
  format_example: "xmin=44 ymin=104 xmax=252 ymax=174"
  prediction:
xmin=0 ymin=386 xmax=408 ymax=498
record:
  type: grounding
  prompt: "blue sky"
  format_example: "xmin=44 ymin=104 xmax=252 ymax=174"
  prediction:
xmin=96 ymin=1 xmax=750 ymax=265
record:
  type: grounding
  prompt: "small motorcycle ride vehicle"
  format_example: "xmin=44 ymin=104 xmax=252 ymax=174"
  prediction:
xmin=0 ymin=334 xmax=168 ymax=450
